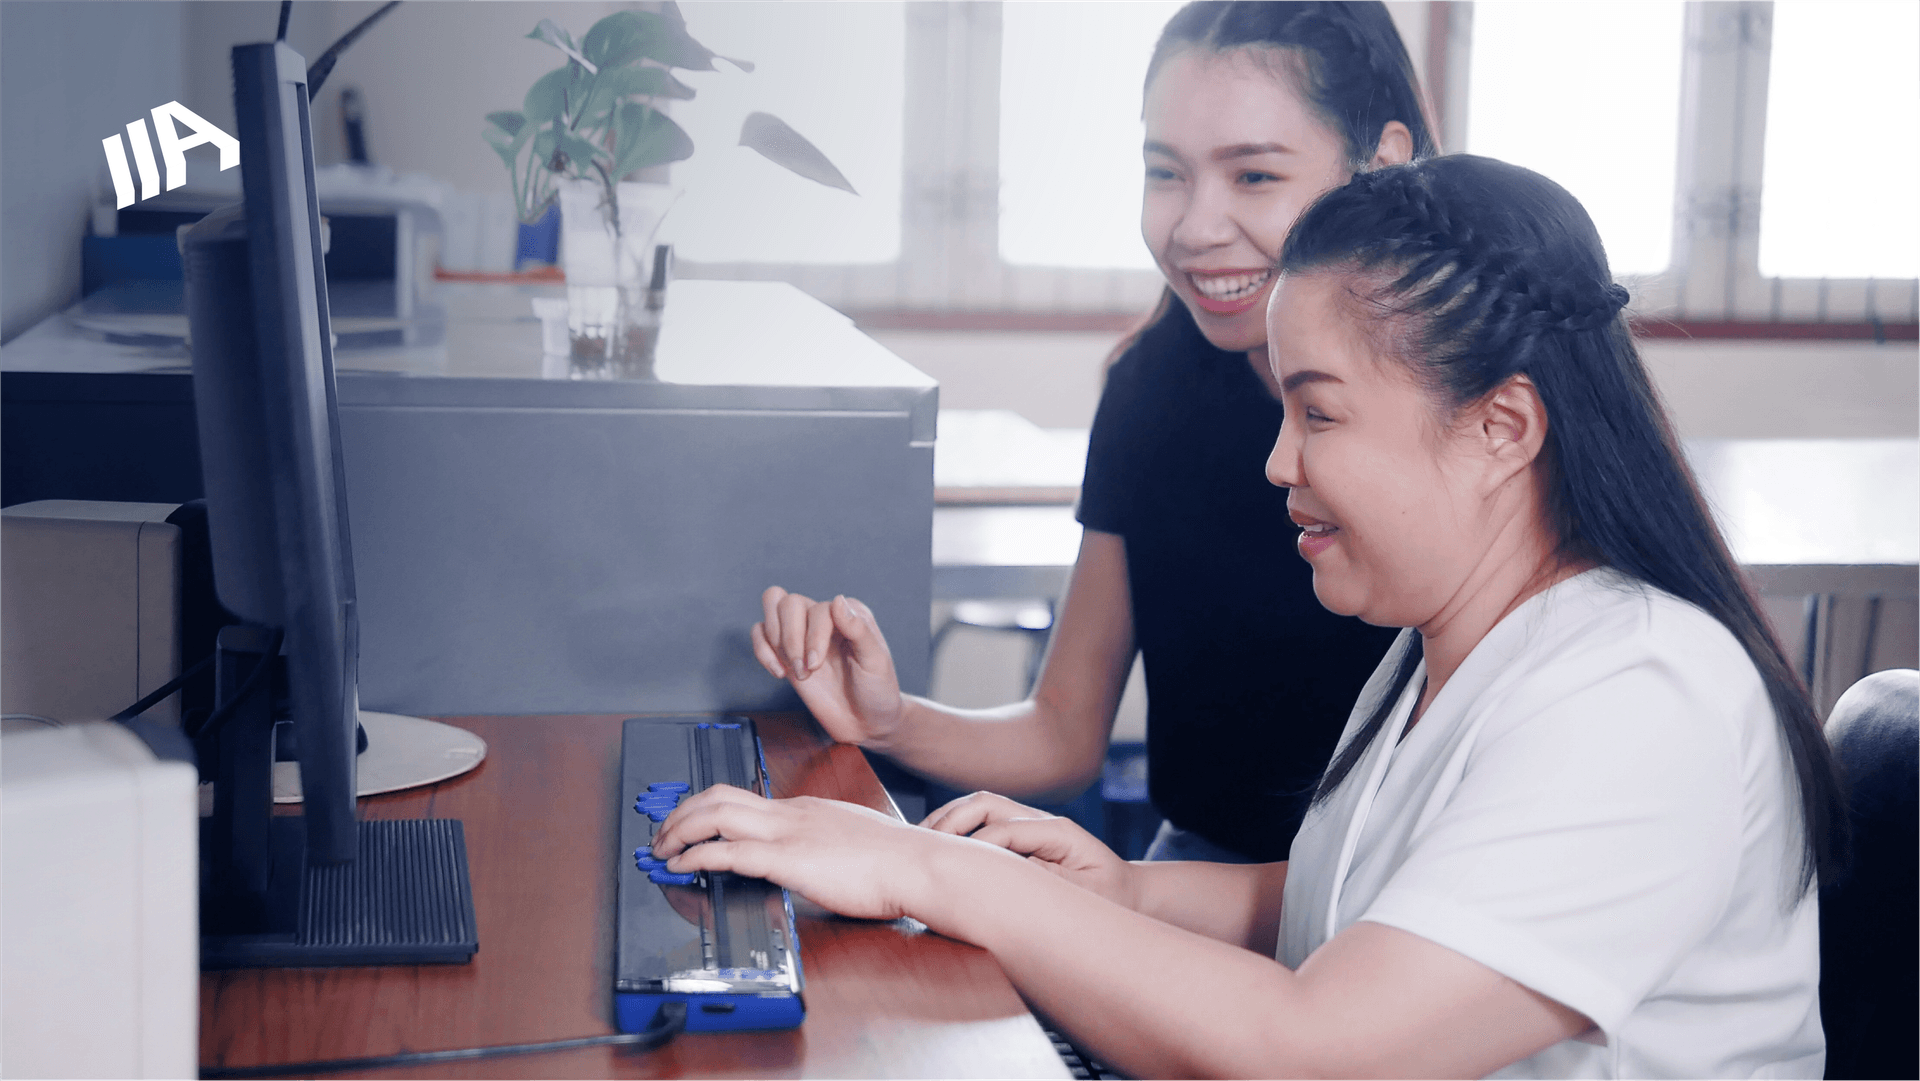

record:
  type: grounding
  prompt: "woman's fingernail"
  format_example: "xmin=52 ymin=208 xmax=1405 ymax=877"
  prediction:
xmin=806 ymin=650 xmax=820 ymax=670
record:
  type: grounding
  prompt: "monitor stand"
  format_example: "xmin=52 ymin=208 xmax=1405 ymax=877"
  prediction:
xmin=271 ymin=711 xmax=488 ymax=803
xmin=200 ymin=625 xmax=479 ymax=968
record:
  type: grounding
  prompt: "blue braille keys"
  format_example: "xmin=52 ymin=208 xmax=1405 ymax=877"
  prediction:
xmin=635 ymin=783 xmax=686 ymax=818
xmin=648 ymin=869 xmax=698 ymax=885
xmin=633 ymin=846 xmax=666 ymax=871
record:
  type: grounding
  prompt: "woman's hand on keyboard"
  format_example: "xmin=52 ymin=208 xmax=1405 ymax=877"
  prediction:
xmin=752 ymin=587 xmax=906 ymax=747
xmin=923 ymin=792 xmax=1138 ymax=912
xmin=652 ymin=784 xmax=1003 ymax=925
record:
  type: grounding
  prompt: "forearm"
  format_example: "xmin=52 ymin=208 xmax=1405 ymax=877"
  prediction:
xmin=660 ymin=788 xmax=1581 ymax=1080
xmin=1128 ymin=859 xmax=1288 ymax=954
xmin=916 ymin=843 xmax=1318 ymax=1079
xmin=866 ymin=693 xmax=1107 ymax=802
xmin=867 ymin=530 xmax=1137 ymax=802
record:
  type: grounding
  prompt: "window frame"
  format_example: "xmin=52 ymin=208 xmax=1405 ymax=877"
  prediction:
xmin=1662 ymin=1 xmax=1917 ymax=330
xmin=678 ymin=1 xmax=1918 ymax=339
xmin=675 ymin=1 xmax=1165 ymax=323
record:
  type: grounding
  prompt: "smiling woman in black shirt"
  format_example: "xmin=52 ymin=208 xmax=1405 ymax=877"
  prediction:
xmin=749 ymin=1 xmax=1427 ymax=862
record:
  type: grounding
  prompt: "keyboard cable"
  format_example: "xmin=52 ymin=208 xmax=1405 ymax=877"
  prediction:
xmin=199 ymin=1001 xmax=687 ymax=1079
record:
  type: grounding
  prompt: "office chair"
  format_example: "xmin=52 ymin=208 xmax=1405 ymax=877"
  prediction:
xmin=931 ymin=600 xmax=1056 ymax=694
xmin=1818 ymin=669 xmax=1917 ymax=1081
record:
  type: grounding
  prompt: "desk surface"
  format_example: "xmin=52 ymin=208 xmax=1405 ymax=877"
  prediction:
xmin=199 ymin=714 xmax=1068 ymax=1079
xmin=1 ymin=281 xmax=934 ymax=393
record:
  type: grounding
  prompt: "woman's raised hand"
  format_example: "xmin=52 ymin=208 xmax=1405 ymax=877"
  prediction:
xmin=752 ymin=587 xmax=906 ymax=746
xmin=923 ymin=791 xmax=1138 ymax=910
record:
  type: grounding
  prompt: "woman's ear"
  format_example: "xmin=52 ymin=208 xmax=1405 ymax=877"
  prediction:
xmin=1370 ymin=121 xmax=1414 ymax=170
xmin=1474 ymin=374 xmax=1549 ymax=481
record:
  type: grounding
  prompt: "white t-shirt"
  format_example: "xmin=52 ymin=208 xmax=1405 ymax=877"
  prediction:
xmin=1278 ymin=568 xmax=1823 ymax=1079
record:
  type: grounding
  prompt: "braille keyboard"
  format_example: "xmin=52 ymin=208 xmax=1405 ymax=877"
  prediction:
xmin=613 ymin=716 xmax=804 ymax=1034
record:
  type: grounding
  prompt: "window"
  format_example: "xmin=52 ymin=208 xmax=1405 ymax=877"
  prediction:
xmin=1460 ymin=0 xmax=1916 ymax=322
xmin=1465 ymin=1 xmax=1685 ymax=277
xmin=1758 ymin=0 xmax=1918 ymax=280
xmin=997 ymin=1 xmax=1182 ymax=269
xmin=667 ymin=2 xmax=905 ymax=265
xmin=677 ymin=1 xmax=1915 ymax=327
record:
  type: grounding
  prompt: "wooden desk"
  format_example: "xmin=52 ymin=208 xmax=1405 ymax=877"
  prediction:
xmin=199 ymin=714 xmax=1069 ymax=1079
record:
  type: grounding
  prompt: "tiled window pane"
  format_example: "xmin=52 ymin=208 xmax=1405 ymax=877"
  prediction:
xmin=666 ymin=2 xmax=904 ymax=264
xmin=1759 ymin=0 xmax=1919 ymax=279
xmin=998 ymin=1 xmax=1184 ymax=269
xmin=1467 ymin=1 xmax=1684 ymax=276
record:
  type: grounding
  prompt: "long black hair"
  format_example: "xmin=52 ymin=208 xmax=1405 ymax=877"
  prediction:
xmin=1147 ymin=1 xmax=1438 ymax=168
xmin=1111 ymin=1 xmax=1439 ymax=364
xmin=1284 ymin=155 xmax=1847 ymax=894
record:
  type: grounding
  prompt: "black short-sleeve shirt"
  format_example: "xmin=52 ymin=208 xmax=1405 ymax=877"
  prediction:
xmin=1078 ymin=303 xmax=1399 ymax=861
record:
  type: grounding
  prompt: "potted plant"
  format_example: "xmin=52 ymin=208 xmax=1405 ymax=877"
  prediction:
xmin=483 ymin=3 xmax=852 ymax=374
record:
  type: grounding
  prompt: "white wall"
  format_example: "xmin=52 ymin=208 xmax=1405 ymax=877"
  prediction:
xmin=868 ymin=329 xmax=1124 ymax=430
xmin=1640 ymin=340 xmax=1919 ymax=439
xmin=0 ymin=1 xmax=631 ymax=342
xmin=177 ymin=2 xmax=626 ymax=194
xmin=0 ymin=1 xmax=186 ymax=342
xmin=176 ymin=3 xmax=345 ymax=161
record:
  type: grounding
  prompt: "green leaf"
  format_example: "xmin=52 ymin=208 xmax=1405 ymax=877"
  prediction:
xmin=556 ymin=130 xmax=607 ymax=174
xmin=523 ymin=65 xmax=580 ymax=128
xmin=582 ymin=10 xmax=660 ymax=70
xmin=531 ymin=127 xmax=559 ymax=170
xmin=637 ymin=0 xmax=722 ymax=72
xmin=483 ymin=111 xmax=536 ymax=169
xmin=482 ymin=123 xmax=523 ymax=165
xmin=483 ymin=129 xmax=519 ymax=169
xmin=527 ymin=18 xmax=597 ymax=73
xmin=526 ymin=17 xmax=575 ymax=53
xmin=484 ymin=110 xmax=525 ymax=138
xmin=593 ymin=64 xmax=696 ymax=103
xmin=612 ymin=102 xmax=694 ymax=178
xmin=574 ymin=64 xmax=690 ymax=133
xmin=648 ymin=1 xmax=754 ymax=71
xmin=738 ymin=112 xmax=857 ymax=195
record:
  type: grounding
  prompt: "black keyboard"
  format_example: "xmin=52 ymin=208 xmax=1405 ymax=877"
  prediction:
xmin=1045 ymin=1027 xmax=1125 ymax=1080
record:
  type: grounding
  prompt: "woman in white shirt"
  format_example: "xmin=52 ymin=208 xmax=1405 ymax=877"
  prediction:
xmin=652 ymin=155 xmax=1848 ymax=1079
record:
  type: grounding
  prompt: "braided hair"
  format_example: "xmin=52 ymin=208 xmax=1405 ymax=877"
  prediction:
xmin=1283 ymin=155 xmax=1846 ymax=895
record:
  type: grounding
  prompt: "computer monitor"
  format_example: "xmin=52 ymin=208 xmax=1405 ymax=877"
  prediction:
xmin=181 ymin=40 xmax=475 ymax=967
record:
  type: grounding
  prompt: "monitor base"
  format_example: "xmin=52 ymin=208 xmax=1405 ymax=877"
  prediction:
xmin=272 ymin=712 xmax=487 ymax=802
xmin=202 ymin=816 xmax=477 ymax=968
